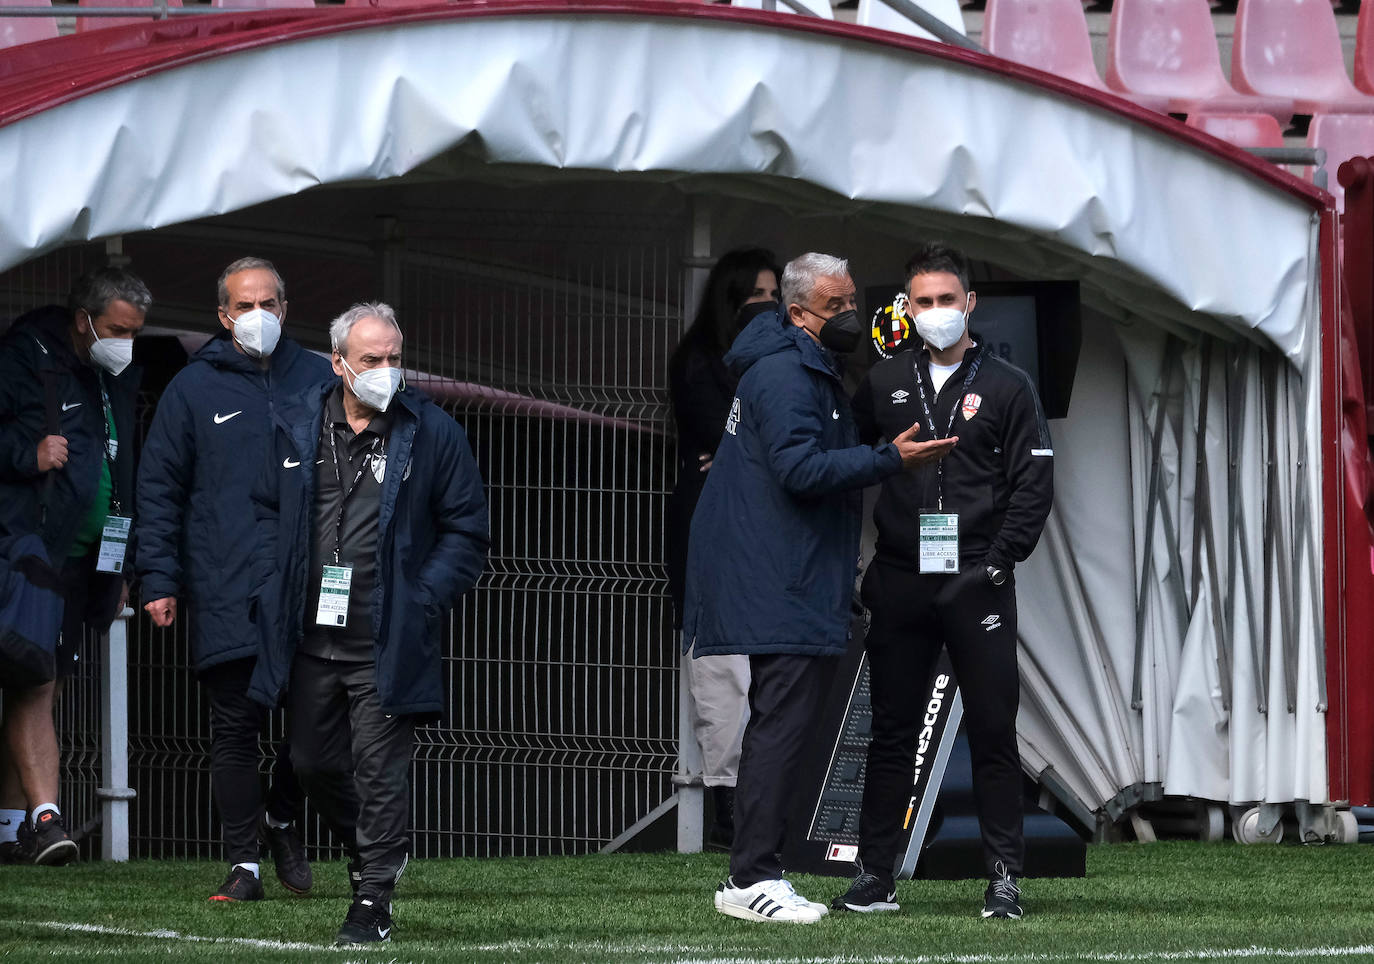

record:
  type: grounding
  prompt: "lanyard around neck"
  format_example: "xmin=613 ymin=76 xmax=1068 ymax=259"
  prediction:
xmin=912 ymin=350 xmax=981 ymax=511
xmin=326 ymin=421 xmax=382 ymax=565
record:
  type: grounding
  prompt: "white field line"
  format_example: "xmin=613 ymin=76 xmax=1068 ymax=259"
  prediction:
xmin=28 ymin=920 xmax=341 ymax=953
xmin=21 ymin=922 xmax=1374 ymax=963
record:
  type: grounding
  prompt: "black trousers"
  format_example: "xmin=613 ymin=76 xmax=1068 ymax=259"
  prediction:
xmin=730 ymin=652 xmax=834 ymax=887
xmin=288 ymin=653 xmax=413 ymax=903
xmin=202 ymin=658 xmax=305 ymax=866
xmin=857 ymin=558 xmax=1024 ymax=881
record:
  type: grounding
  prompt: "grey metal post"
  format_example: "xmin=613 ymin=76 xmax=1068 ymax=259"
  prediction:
xmin=99 ymin=607 xmax=136 ymax=862
xmin=675 ymin=197 xmax=713 ymax=854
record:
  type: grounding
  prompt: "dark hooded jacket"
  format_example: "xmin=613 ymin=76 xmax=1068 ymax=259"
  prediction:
xmin=246 ymin=381 xmax=489 ymax=718
xmin=682 ymin=307 xmax=903 ymax=658
xmin=0 ymin=306 xmax=140 ymax=631
xmin=134 ymin=332 xmax=334 ymax=671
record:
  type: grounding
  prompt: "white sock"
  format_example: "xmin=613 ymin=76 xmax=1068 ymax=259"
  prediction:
xmin=0 ymin=809 xmax=23 ymax=844
xmin=264 ymin=814 xmax=291 ymax=830
xmin=31 ymin=803 xmax=59 ymax=824
xmin=233 ymin=862 xmax=261 ymax=879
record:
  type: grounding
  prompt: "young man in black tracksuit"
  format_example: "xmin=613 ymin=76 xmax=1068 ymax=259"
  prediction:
xmin=833 ymin=243 xmax=1054 ymax=920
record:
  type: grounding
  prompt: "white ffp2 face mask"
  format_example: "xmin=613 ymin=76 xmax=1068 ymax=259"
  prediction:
xmin=86 ymin=312 xmax=134 ymax=375
xmin=912 ymin=305 xmax=969 ymax=352
xmin=229 ymin=308 xmax=281 ymax=358
xmin=341 ymin=356 xmax=402 ymax=412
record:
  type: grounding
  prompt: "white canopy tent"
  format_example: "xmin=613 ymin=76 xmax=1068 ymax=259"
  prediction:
xmin=0 ymin=3 xmax=1338 ymax=836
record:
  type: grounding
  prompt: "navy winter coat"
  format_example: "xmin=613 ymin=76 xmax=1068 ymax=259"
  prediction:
xmin=247 ymin=382 xmax=489 ymax=718
xmin=134 ymin=333 xmax=333 ymax=672
xmin=0 ymin=308 xmax=140 ymax=642
xmin=682 ymin=308 xmax=903 ymax=658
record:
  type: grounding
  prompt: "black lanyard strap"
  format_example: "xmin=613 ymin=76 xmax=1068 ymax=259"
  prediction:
xmin=326 ymin=423 xmax=382 ymax=564
xmin=912 ymin=351 xmax=982 ymax=512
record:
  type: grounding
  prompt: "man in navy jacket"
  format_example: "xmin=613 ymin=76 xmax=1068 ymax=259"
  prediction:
xmin=248 ymin=302 xmax=488 ymax=947
xmin=0 ymin=267 xmax=149 ymax=866
xmin=683 ymin=253 xmax=952 ymax=924
xmin=135 ymin=257 xmax=332 ymax=902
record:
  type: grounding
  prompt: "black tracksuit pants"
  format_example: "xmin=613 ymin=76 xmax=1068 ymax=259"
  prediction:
xmin=287 ymin=653 xmax=413 ymax=903
xmin=202 ymin=658 xmax=305 ymax=866
xmin=730 ymin=652 xmax=834 ymax=887
xmin=857 ymin=557 xmax=1024 ymax=881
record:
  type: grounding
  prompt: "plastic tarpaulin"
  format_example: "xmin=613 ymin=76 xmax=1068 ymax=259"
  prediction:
xmin=0 ymin=6 xmax=1332 ymax=818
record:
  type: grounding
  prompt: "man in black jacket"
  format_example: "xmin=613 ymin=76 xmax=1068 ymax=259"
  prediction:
xmin=248 ymin=302 xmax=489 ymax=946
xmin=834 ymin=243 xmax=1053 ymax=920
xmin=0 ymin=267 xmax=149 ymax=865
xmin=136 ymin=257 xmax=331 ymax=901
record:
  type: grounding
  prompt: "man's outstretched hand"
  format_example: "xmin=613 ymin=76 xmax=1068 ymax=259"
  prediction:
xmin=892 ymin=424 xmax=957 ymax=469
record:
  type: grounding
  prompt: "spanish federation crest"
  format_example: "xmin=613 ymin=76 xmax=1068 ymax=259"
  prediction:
xmin=870 ymin=292 xmax=914 ymax=359
xmin=961 ymin=393 xmax=982 ymax=420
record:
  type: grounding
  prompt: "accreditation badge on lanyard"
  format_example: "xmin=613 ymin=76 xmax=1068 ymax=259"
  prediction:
xmin=918 ymin=511 xmax=959 ymax=573
xmin=913 ymin=351 xmax=982 ymax=575
xmin=314 ymin=423 xmax=378 ymax=626
xmin=315 ymin=565 xmax=353 ymax=627
xmin=94 ymin=385 xmax=131 ymax=573
xmin=95 ymin=515 xmax=131 ymax=573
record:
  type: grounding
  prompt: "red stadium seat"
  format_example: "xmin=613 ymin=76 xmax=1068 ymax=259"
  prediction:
xmin=1232 ymin=0 xmax=1374 ymax=115
xmin=1107 ymin=0 xmax=1293 ymax=125
xmin=1186 ymin=111 xmax=1285 ymax=148
xmin=983 ymin=0 xmax=1171 ymax=111
xmin=1355 ymin=0 xmax=1374 ymax=96
xmin=0 ymin=0 xmax=57 ymax=47
xmin=75 ymin=0 xmax=183 ymax=32
xmin=1308 ymin=113 xmax=1374 ymax=212
xmin=211 ymin=0 xmax=315 ymax=7
xmin=342 ymin=0 xmax=447 ymax=6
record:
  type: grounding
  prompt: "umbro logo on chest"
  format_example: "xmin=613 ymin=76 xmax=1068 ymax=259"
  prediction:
xmin=890 ymin=389 xmax=909 ymax=404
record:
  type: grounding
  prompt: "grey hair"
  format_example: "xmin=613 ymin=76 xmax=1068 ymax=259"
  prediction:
xmin=217 ymin=257 xmax=286 ymax=307
xmin=780 ymin=253 xmax=850 ymax=310
xmin=330 ymin=302 xmax=402 ymax=356
xmin=68 ymin=267 xmax=153 ymax=319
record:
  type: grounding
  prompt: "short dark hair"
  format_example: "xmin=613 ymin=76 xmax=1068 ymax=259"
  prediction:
xmin=903 ymin=242 xmax=970 ymax=294
xmin=217 ymin=256 xmax=286 ymax=307
xmin=68 ymin=266 xmax=153 ymax=319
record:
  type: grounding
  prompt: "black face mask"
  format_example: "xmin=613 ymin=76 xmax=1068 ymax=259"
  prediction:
xmin=810 ymin=308 xmax=863 ymax=354
xmin=735 ymin=299 xmax=779 ymax=331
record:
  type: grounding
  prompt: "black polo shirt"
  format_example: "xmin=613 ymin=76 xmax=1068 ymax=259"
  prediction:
xmin=299 ymin=385 xmax=395 ymax=663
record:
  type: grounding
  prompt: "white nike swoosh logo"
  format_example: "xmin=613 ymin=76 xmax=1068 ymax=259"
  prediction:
xmin=214 ymin=411 xmax=243 ymax=424
xmin=283 ymin=458 xmax=300 ymax=468
xmin=62 ymin=401 xmax=82 ymax=411
xmin=378 ymin=927 xmax=391 ymax=939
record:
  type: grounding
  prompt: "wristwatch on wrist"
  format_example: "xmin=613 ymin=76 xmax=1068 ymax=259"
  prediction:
xmin=985 ymin=565 xmax=1006 ymax=586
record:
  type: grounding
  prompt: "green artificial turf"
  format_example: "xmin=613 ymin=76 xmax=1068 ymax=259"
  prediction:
xmin=2 ymin=842 xmax=1373 ymax=962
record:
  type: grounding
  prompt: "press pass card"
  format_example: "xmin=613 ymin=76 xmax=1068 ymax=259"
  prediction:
xmin=918 ymin=512 xmax=959 ymax=573
xmin=315 ymin=565 xmax=353 ymax=627
xmin=95 ymin=515 xmax=132 ymax=573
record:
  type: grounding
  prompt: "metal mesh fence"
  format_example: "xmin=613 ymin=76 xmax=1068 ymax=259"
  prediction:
xmin=1 ymin=204 xmax=685 ymax=860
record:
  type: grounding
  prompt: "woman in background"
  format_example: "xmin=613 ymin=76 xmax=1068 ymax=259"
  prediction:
xmin=667 ymin=247 xmax=781 ymax=850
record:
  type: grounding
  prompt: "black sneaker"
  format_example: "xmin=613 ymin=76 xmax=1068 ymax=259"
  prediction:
xmin=209 ymin=865 xmax=265 ymax=902
xmin=982 ymin=863 xmax=1023 ymax=920
xmin=261 ymin=818 xmax=312 ymax=895
xmin=0 ymin=837 xmax=32 ymax=865
xmin=335 ymin=896 xmax=393 ymax=945
xmin=831 ymin=871 xmax=899 ymax=912
xmin=26 ymin=810 xmax=78 ymax=866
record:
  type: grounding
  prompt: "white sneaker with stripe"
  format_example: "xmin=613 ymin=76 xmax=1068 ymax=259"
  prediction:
xmin=714 ymin=877 xmax=826 ymax=923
